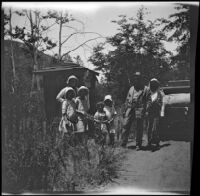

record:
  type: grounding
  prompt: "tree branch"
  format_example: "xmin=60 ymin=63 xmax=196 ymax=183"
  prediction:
xmin=61 ymin=31 xmax=103 ymax=45
xmin=61 ymin=36 xmax=105 ymax=59
xmin=62 ymin=25 xmax=79 ymax=31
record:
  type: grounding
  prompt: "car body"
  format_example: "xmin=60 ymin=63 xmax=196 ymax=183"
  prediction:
xmin=160 ymin=80 xmax=192 ymax=141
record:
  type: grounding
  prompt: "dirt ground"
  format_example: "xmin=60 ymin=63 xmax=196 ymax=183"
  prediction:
xmin=84 ymin=137 xmax=191 ymax=194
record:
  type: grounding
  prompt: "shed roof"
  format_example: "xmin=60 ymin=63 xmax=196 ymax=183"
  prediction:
xmin=33 ymin=62 xmax=99 ymax=75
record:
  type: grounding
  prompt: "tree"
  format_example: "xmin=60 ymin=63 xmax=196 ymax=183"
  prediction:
xmin=45 ymin=10 xmax=105 ymax=62
xmin=159 ymin=4 xmax=190 ymax=79
xmin=3 ymin=8 xmax=16 ymax=93
xmin=74 ymin=55 xmax=84 ymax=66
xmin=89 ymin=7 xmax=172 ymax=104
xmin=6 ymin=9 xmax=57 ymax=92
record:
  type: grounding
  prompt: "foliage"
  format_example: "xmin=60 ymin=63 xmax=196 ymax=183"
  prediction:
xmin=159 ymin=4 xmax=190 ymax=79
xmin=74 ymin=55 xmax=85 ymax=66
xmin=4 ymin=9 xmax=57 ymax=61
xmin=49 ymin=134 xmax=124 ymax=192
xmin=89 ymin=7 xmax=172 ymax=105
xmin=2 ymin=38 xmax=122 ymax=193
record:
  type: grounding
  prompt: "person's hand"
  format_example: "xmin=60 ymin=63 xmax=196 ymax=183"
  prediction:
xmin=94 ymin=119 xmax=100 ymax=123
xmin=108 ymin=119 xmax=114 ymax=124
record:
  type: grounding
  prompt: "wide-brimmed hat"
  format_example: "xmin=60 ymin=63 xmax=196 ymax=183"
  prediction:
xmin=66 ymin=75 xmax=78 ymax=84
xmin=104 ymin=95 xmax=113 ymax=102
xmin=77 ymin=86 xmax=89 ymax=95
xmin=64 ymin=87 xmax=76 ymax=98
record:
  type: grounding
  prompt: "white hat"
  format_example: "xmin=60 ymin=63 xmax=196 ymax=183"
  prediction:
xmin=134 ymin=71 xmax=141 ymax=76
xmin=104 ymin=95 xmax=112 ymax=102
xmin=64 ymin=87 xmax=75 ymax=98
xmin=150 ymin=78 xmax=160 ymax=85
xmin=150 ymin=78 xmax=158 ymax=82
xmin=66 ymin=75 xmax=78 ymax=84
xmin=77 ymin=86 xmax=89 ymax=95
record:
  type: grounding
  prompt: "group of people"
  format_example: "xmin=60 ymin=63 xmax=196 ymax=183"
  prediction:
xmin=56 ymin=75 xmax=117 ymax=147
xmin=56 ymin=71 xmax=165 ymax=150
xmin=121 ymin=71 xmax=165 ymax=150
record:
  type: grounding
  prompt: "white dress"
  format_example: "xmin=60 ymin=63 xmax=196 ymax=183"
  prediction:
xmin=104 ymin=105 xmax=117 ymax=133
xmin=75 ymin=96 xmax=89 ymax=133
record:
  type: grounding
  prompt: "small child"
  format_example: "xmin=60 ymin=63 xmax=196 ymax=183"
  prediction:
xmin=75 ymin=86 xmax=90 ymax=146
xmin=59 ymin=87 xmax=77 ymax=135
xmin=146 ymin=78 xmax=164 ymax=148
xmin=103 ymin=95 xmax=117 ymax=146
xmin=94 ymin=102 xmax=109 ymax=146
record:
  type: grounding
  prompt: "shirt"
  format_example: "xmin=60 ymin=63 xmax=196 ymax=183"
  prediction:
xmin=103 ymin=105 xmax=117 ymax=120
xmin=125 ymin=85 xmax=148 ymax=109
xmin=61 ymin=99 xmax=76 ymax=120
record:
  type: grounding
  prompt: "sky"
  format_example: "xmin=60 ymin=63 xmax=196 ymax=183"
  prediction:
xmin=3 ymin=1 xmax=198 ymax=72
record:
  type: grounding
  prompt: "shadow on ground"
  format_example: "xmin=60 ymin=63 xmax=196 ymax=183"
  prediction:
xmin=127 ymin=143 xmax=171 ymax=152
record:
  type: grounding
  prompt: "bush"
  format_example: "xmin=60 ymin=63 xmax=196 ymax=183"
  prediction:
xmin=48 ymin=131 xmax=125 ymax=192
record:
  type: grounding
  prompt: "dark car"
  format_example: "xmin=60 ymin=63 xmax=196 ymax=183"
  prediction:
xmin=159 ymin=80 xmax=193 ymax=141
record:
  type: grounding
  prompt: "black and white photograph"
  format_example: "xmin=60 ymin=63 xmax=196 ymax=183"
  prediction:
xmin=1 ymin=1 xmax=199 ymax=195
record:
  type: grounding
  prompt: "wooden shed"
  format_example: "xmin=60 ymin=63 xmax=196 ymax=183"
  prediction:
xmin=33 ymin=62 xmax=99 ymax=121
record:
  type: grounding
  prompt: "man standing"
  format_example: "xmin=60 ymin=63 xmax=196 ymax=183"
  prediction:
xmin=121 ymin=72 xmax=148 ymax=150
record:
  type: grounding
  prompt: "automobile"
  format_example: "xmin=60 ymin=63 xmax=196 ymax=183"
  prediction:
xmin=159 ymin=80 xmax=193 ymax=141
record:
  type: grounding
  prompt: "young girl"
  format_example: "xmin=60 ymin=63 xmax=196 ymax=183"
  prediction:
xmin=94 ymin=102 xmax=109 ymax=146
xmin=56 ymin=75 xmax=79 ymax=103
xmin=103 ymin=95 xmax=117 ymax=146
xmin=146 ymin=78 xmax=164 ymax=148
xmin=59 ymin=87 xmax=77 ymax=135
xmin=74 ymin=86 xmax=90 ymax=146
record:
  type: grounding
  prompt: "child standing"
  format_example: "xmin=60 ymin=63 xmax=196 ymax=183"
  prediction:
xmin=94 ymin=102 xmax=109 ymax=146
xmin=75 ymin=86 xmax=90 ymax=146
xmin=103 ymin=95 xmax=117 ymax=146
xmin=58 ymin=87 xmax=77 ymax=136
xmin=56 ymin=75 xmax=79 ymax=103
xmin=146 ymin=78 xmax=164 ymax=148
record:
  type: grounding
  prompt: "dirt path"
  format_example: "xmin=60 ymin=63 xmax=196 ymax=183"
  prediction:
xmin=85 ymin=140 xmax=191 ymax=194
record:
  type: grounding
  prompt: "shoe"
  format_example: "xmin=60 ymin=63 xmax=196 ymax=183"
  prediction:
xmin=121 ymin=143 xmax=127 ymax=148
xmin=136 ymin=146 xmax=140 ymax=151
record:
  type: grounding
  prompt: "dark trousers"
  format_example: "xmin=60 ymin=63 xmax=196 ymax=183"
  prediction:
xmin=147 ymin=116 xmax=160 ymax=145
xmin=122 ymin=109 xmax=144 ymax=147
xmin=109 ymin=133 xmax=115 ymax=146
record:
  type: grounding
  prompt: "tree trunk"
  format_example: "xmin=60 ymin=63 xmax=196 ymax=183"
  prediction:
xmin=30 ymin=11 xmax=40 ymax=95
xmin=9 ymin=8 xmax=16 ymax=94
xmin=58 ymin=12 xmax=63 ymax=61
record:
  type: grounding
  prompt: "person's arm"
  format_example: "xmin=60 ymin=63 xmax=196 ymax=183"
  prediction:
xmin=62 ymin=101 xmax=69 ymax=122
xmin=94 ymin=112 xmax=100 ymax=123
xmin=146 ymin=93 xmax=152 ymax=115
xmin=160 ymin=90 xmax=165 ymax=117
xmin=56 ymin=88 xmax=66 ymax=103
xmin=124 ymin=86 xmax=134 ymax=111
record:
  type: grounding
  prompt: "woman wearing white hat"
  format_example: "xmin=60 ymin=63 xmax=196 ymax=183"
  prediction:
xmin=146 ymin=78 xmax=164 ymax=149
xmin=56 ymin=75 xmax=79 ymax=103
